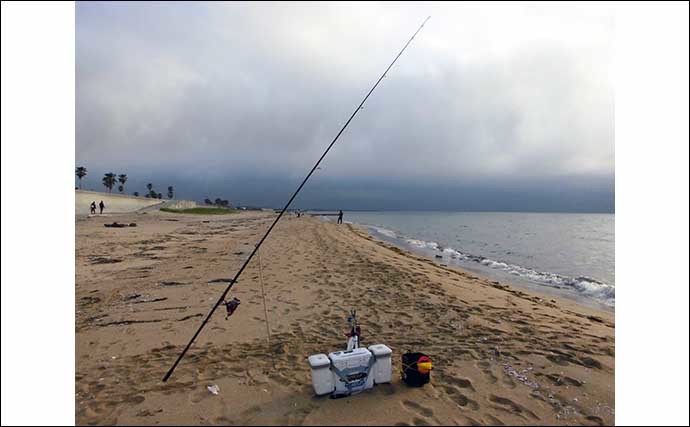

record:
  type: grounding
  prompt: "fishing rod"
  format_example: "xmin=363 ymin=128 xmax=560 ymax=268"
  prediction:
xmin=163 ymin=16 xmax=430 ymax=382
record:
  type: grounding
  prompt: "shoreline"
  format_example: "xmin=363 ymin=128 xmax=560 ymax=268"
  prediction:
xmin=347 ymin=223 xmax=615 ymax=319
xmin=337 ymin=216 xmax=614 ymax=312
xmin=361 ymin=223 xmax=614 ymax=314
xmin=76 ymin=211 xmax=614 ymax=425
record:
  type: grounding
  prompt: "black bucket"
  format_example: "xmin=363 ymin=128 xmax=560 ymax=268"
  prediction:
xmin=401 ymin=352 xmax=432 ymax=387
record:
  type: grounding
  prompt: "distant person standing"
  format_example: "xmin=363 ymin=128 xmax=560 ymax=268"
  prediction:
xmin=90 ymin=201 xmax=96 ymax=215
xmin=337 ymin=210 xmax=343 ymax=224
xmin=99 ymin=200 xmax=105 ymax=215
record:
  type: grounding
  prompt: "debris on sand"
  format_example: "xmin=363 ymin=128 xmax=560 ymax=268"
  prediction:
xmin=208 ymin=278 xmax=235 ymax=284
xmin=104 ymin=222 xmax=127 ymax=228
xmin=104 ymin=222 xmax=137 ymax=228
xmin=503 ymin=363 xmax=540 ymax=389
xmin=159 ymin=281 xmax=188 ymax=287
xmin=132 ymin=297 xmax=168 ymax=304
xmin=122 ymin=293 xmax=142 ymax=301
xmin=89 ymin=256 xmax=123 ymax=265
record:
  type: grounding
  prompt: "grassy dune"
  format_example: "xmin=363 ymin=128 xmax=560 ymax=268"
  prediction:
xmin=159 ymin=207 xmax=239 ymax=215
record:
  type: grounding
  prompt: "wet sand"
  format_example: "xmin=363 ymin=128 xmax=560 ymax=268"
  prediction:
xmin=75 ymin=211 xmax=614 ymax=425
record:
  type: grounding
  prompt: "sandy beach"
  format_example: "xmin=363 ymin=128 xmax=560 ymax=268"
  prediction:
xmin=75 ymin=211 xmax=614 ymax=426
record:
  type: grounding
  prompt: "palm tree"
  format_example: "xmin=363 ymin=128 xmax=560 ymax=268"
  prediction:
xmin=146 ymin=183 xmax=156 ymax=198
xmin=167 ymin=186 xmax=174 ymax=199
xmin=75 ymin=166 xmax=87 ymax=189
xmin=117 ymin=174 xmax=128 ymax=193
xmin=102 ymin=173 xmax=117 ymax=193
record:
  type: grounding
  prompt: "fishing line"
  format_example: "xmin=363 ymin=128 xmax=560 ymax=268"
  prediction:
xmin=163 ymin=16 xmax=430 ymax=382
xmin=256 ymin=245 xmax=271 ymax=349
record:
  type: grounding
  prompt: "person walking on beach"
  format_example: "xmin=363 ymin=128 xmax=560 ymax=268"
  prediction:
xmin=337 ymin=210 xmax=343 ymax=224
xmin=90 ymin=201 xmax=96 ymax=215
xmin=99 ymin=200 xmax=105 ymax=215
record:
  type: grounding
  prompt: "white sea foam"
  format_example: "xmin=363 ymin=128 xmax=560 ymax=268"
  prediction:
xmin=373 ymin=227 xmax=397 ymax=238
xmin=405 ymin=238 xmax=439 ymax=250
xmin=397 ymin=235 xmax=614 ymax=306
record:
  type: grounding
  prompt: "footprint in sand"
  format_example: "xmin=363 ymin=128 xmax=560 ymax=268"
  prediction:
xmin=401 ymin=399 xmax=434 ymax=418
xmin=441 ymin=385 xmax=480 ymax=410
xmin=376 ymin=384 xmax=396 ymax=396
xmin=483 ymin=414 xmax=506 ymax=425
xmin=540 ymin=373 xmax=583 ymax=387
xmin=188 ymin=388 xmax=210 ymax=404
xmin=446 ymin=376 xmax=476 ymax=391
xmin=213 ymin=416 xmax=232 ymax=424
xmin=411 ymin=417 xmax=432 ymax=426
xmin=488 ymin=394 xmax=540 ymax=421
xmin=585 ymin=415 xmax=605 ymax=426
xmin=241 ymin=405 xmax=262 ymax=418
xmin=501 ymin=373 xmax=517 ymax=389
xmin=124 ymin=395 xmax=146 ymax=405
xmin=476 ymin=361 xmax=498 ymax=384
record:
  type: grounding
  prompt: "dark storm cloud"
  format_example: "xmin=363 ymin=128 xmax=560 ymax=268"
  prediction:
xmin=76 ymin=2 xmax=614 ymax=211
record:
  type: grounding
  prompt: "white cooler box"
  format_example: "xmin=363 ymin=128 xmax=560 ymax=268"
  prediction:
xmin=308 ymin=344 xmax=393 ymax=396
xmin=329 ymin=348 xmax=375 ymax=395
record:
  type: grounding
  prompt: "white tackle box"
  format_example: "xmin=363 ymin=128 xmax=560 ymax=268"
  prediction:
xmin=308 ymin=353 xmax=334 ymax=396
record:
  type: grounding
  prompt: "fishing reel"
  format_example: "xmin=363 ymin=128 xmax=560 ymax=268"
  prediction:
xmin=223 ymin=297 xmax=241 ymax=319
xmin=347 ymin=309 xmax=357 ymax=329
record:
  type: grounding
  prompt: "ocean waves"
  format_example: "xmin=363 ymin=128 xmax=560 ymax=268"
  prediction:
xmin=369 ymin=226 xmax=615 ymax=307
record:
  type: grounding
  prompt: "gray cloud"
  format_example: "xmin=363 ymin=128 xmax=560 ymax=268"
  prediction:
xmin=76 ymin=2 xmax=614 ymax=211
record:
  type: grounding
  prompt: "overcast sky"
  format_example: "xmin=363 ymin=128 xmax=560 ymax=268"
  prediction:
xmin=76 ymin=2 xmax=614 ymax=212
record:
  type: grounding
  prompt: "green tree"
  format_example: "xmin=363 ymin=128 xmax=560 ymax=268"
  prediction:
xmin=102 ymin=173 xmax=117 ymax=193
xmin=117 ymin=174 xmax=128 ymax=192
xmin=167 ymin=186 xmax=174 ymax=199
xmin=75 ymin=166 xmax=87 ymax=189
xmin=146 ymin=183 xmax=156 ymax=198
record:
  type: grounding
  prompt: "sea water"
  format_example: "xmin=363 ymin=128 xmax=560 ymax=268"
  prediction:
xmin=335 ymin=211 xmax=614 ymax=310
